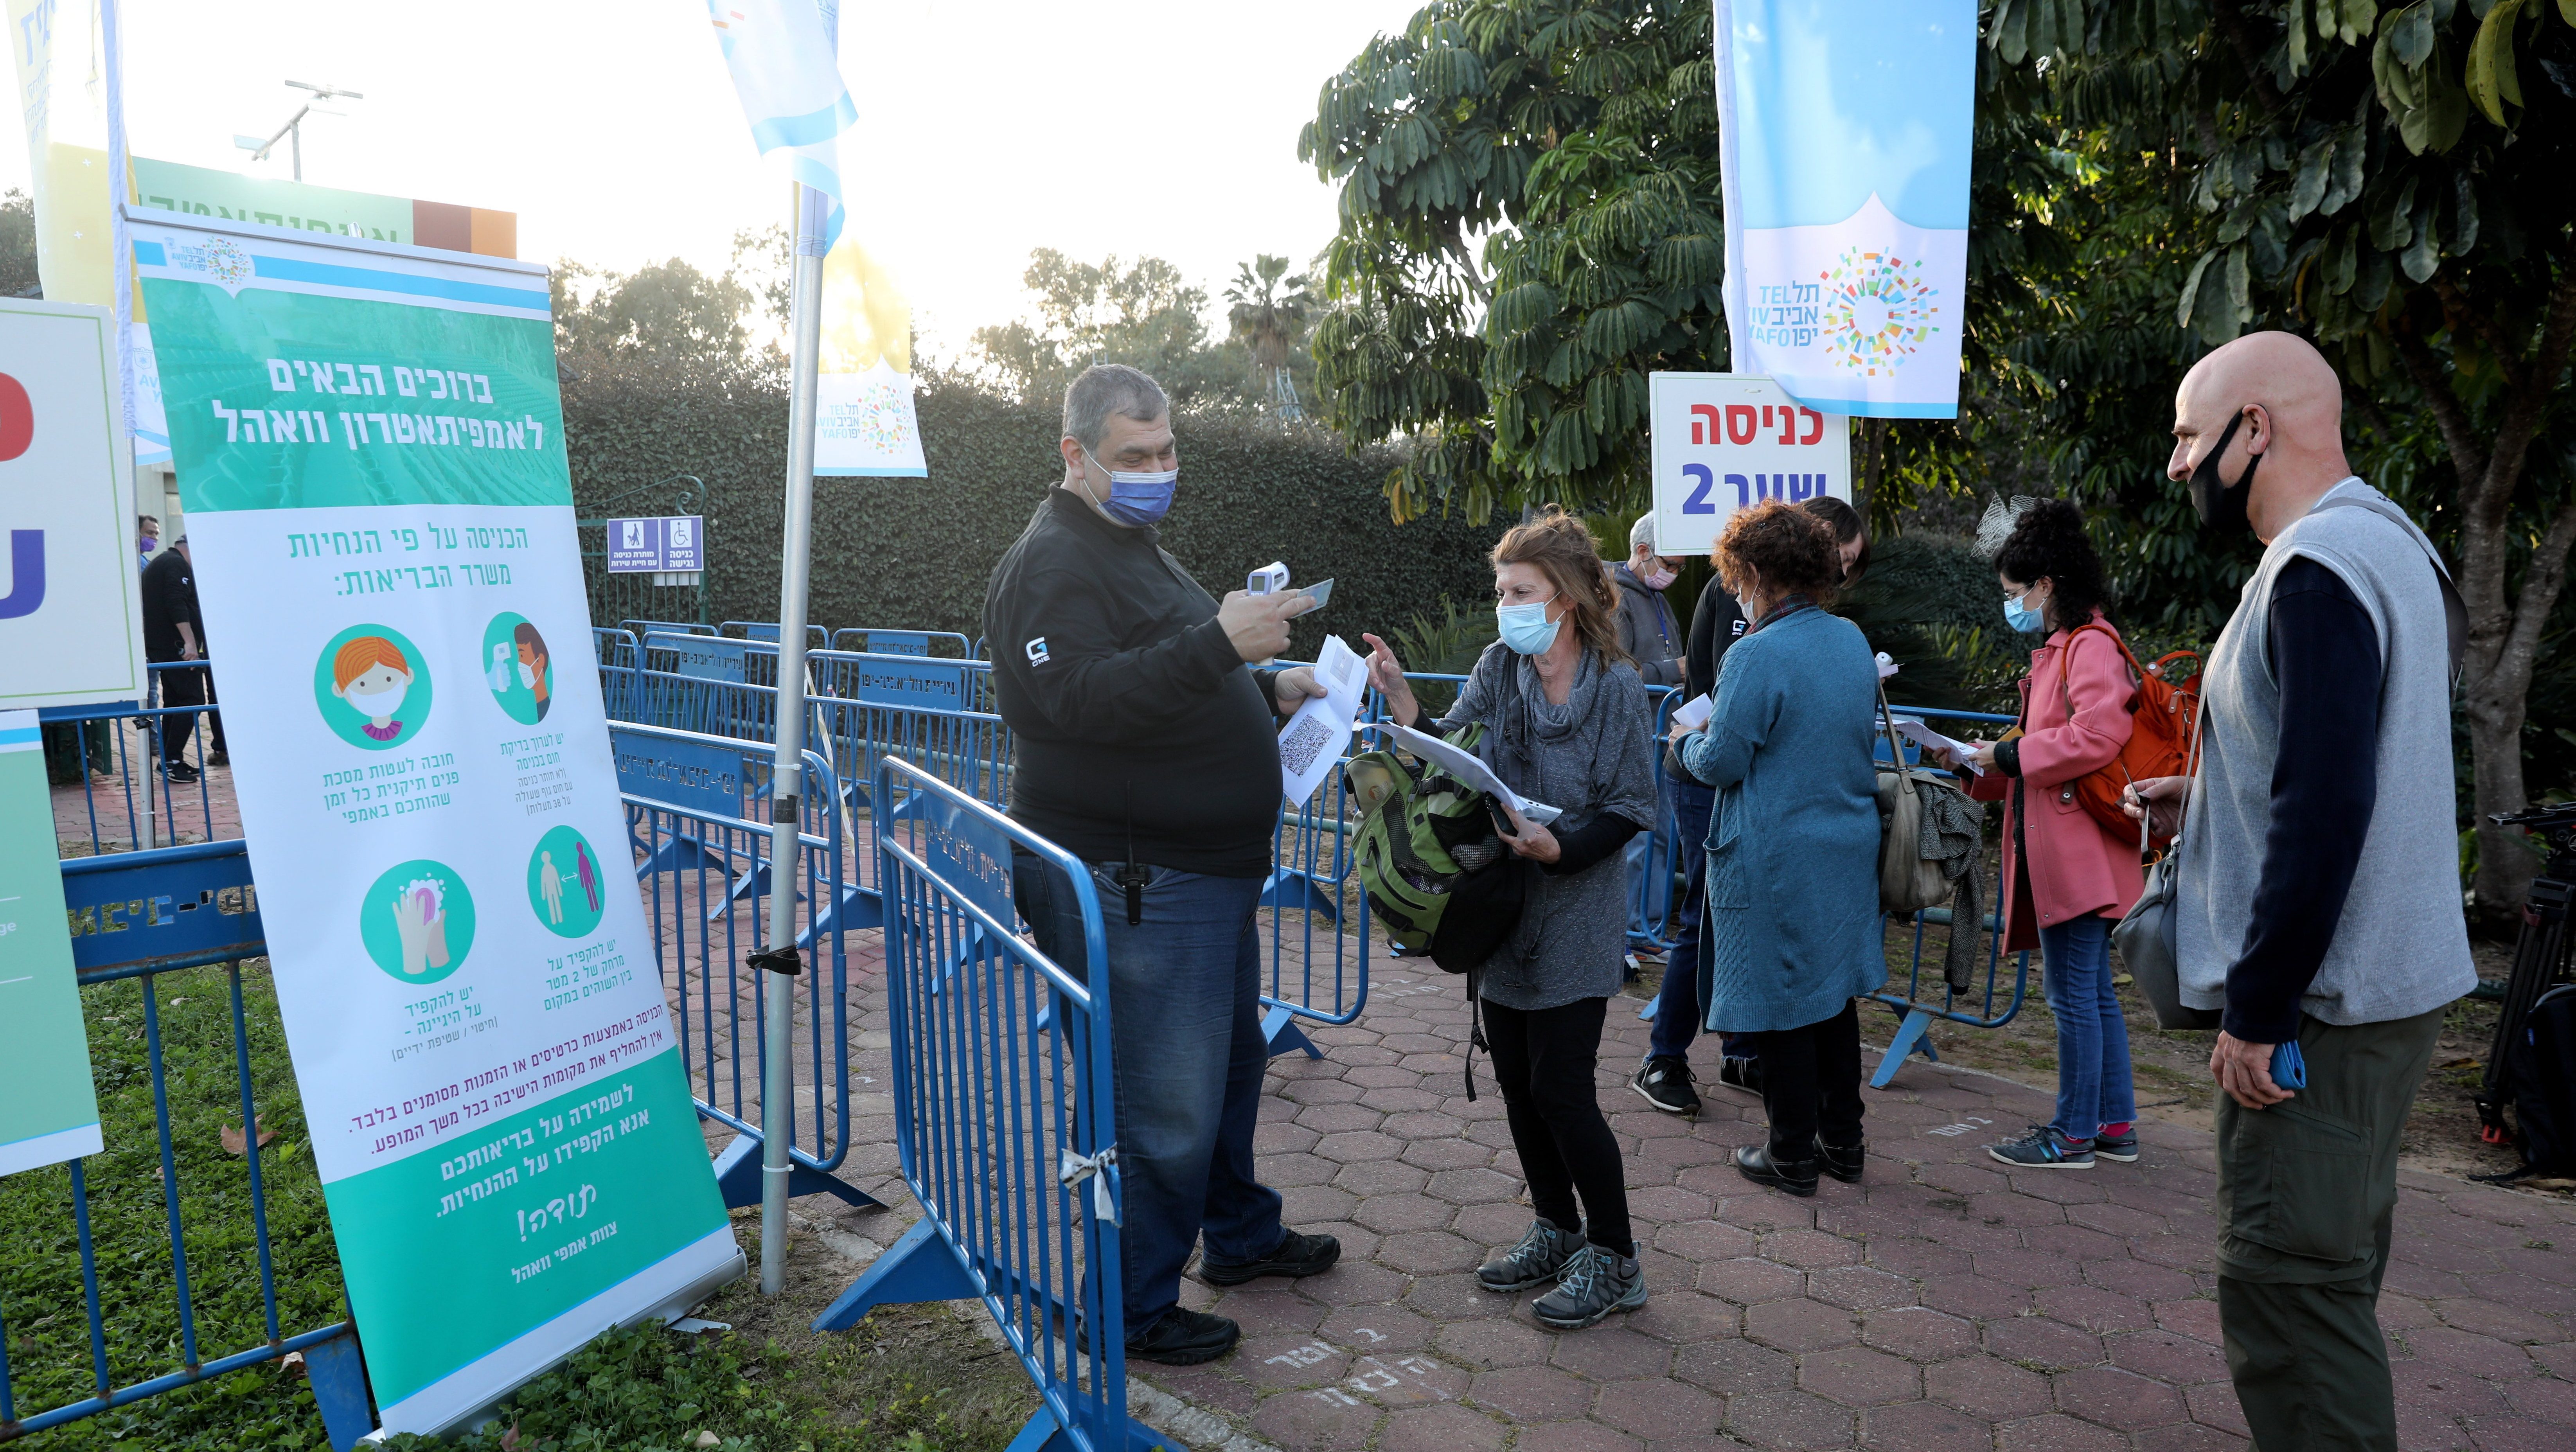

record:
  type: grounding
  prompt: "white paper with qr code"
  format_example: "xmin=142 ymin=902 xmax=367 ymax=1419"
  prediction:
xmin=1278 ymin=634 xmax=1370 ymax=805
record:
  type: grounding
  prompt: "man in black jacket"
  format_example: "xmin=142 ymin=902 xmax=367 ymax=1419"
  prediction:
xmin=140 ymin=537 xmax=225 ymax=780
xmin=986 ymin=364 xmax=1341 ymax=1366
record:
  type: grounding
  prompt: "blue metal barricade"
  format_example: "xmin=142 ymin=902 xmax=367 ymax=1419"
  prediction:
xmin=812 ymin=760 xmax=1164 ymax=1452
xmin=622 ymin=617 xmax=715 ymax=641
xmin=611 ymin=722 xmax=878 ymax=1211
xmin=827 ymin=627 xmax=973 ymax=659
xmin=3 ymin=841 xmax=376 ymax=1449
xmin=593 ymin=627 xmax=643 ymax=723
xmin=39 ymin=670 xmax=233 ymax=856
xmin=1861 ymin=703 xmax=2033 ymax=1086
xmin=723 ymin=621 xmax=830 ymax=651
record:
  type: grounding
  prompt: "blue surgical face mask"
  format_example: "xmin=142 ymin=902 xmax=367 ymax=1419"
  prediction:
xmin=2003 ymin=590 xmax=2044 ymax=634
xmin=1083 ymin=447 xmax=1177 ymax=528
xmin=1496 ymin=594 xmax=1563 ymax=656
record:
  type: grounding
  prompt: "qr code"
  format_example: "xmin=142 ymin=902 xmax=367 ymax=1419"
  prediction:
xmin=1279 ymin=714 xmax=1337 ymax=777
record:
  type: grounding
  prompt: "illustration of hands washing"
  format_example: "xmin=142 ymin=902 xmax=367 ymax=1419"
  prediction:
xmin=390 ymin=875 xmax=453 ymax=975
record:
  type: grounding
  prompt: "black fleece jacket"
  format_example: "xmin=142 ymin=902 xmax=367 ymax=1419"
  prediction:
xmin=983 ymin=487 xmax=1286 ymax=877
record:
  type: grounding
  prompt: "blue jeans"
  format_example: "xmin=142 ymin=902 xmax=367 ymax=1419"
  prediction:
xmin=1650 ymin=773 xmax=1716 ymax=1060
xmin=2040 ymin=915 xmax=2137 ymax=1142
xmin=1010 ymin=850 xmax=1285 ymax=1336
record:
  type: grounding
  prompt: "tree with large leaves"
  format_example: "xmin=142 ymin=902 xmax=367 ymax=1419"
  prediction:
xmin=2036 ymin=0 xmax=2576 ymax=920
xmin=1298 ymin=0 xmax=2069 ymax=525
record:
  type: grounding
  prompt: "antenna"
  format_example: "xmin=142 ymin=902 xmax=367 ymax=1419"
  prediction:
xmin=235 ymin=81 xmax=365 ymax=182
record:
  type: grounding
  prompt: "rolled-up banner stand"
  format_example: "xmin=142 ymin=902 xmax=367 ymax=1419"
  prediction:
xmin=131 ymin=207 xmax=739 ymax=1437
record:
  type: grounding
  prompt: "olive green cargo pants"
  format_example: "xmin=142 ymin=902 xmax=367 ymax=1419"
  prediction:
xmin=2212 ymin=1005 xmax=2445 ymax=1451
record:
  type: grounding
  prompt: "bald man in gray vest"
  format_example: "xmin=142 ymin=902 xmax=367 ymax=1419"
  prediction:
xmin=2128 ymin=332 xmax=2472 ymax=1451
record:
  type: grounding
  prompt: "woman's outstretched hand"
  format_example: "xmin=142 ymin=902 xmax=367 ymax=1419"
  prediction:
xmin=1361 ymin=633 xmax=1422 ymax=729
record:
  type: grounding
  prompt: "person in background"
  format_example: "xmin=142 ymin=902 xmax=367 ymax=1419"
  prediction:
xmin=1362 ymin=507 xmax=1658 ymax=1330
xmin=985 ymin=363 xmax=1339 ymax=1367
xmin=1611 ymin=514 xmax=1684 ymax=687
xmin=1668 ymin=501 xmax=1882 ymax=1196
xmin=2127 ymin=332 xmax=2473 ymax=1451
xmin=1612 ymin=514 xmax=1684 ymax=993
xmin=1938 ymin=499 xmax=2143 ymax=1169
xmin=140 ymin=537 xmax=225 ymax=780
xmin=1634 ymin=495 xmax=1870 ymax=1116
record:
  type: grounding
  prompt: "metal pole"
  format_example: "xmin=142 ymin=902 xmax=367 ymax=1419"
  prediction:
xmin=291 ymin=120 xmax=302 ymax=182
xmin=757 ymin=180 xmax=829 ymax=1295
xmin=102 ymin=0 xmax=151 ymax=843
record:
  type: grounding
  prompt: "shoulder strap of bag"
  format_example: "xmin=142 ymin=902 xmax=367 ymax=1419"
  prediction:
xmin=2312 ymin=494 xmax=2468 ymax=687
xmin=1875 ymin=676 xmax=1907 ymax=778
xmin=2053 ymin=621 xmax=2141 ymax=725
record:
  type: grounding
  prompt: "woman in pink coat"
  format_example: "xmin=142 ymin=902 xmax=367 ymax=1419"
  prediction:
xmin=1941 ymin=501 xmax=2144 ymax=1170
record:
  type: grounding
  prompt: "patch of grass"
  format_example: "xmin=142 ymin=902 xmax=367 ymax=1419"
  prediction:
xmin=6 ymin=963 xmax=1037 ymax=1450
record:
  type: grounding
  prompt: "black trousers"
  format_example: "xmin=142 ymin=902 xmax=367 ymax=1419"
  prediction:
xmin=1481 ymin=996 xmax=1633 ymax=1255
xmin=1746 ymin=1000 xmax=1864 ymax=1158
xmin=159 ymin=664 xmax=227 ymax=758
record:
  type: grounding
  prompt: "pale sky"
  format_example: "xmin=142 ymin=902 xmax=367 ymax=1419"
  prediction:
xmin=6 ymin=0 xmax=1432 ymax=364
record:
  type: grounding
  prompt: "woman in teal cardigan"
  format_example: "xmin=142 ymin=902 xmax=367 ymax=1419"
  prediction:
xmin=1671 ymin=501 xmax=1886 ymax=1197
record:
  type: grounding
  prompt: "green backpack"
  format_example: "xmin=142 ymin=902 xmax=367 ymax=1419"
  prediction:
xmin=1344 ymin=722 xmax=1521 ymax=969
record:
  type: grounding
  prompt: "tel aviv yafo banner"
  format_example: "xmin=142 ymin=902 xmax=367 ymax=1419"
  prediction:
xmin=131 ymin=209 xmax=737 ymax=1436
xmin=1714 ymin=0 xmax=1976 ymax=419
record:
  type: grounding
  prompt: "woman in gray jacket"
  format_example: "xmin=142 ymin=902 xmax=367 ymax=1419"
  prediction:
xmin=1362 ymin=507 xmax=1658 ymax=1331
xmin=1670 ymin=501 xmax=1885 ymax=1197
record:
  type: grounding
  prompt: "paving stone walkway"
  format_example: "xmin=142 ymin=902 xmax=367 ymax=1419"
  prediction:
xmin=1101 ymin=967 xmax=2576 ymax=1452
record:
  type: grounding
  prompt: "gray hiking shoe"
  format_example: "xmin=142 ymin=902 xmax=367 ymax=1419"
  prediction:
xmin=1532 ymin=1244 xmax=1648 ymax=1329
xmin=1477 ymin=1218 xmax=1582 ymax=1292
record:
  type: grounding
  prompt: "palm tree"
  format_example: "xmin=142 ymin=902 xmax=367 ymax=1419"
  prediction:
xmin=1224 ymin=255 xmax=1311 ymax=419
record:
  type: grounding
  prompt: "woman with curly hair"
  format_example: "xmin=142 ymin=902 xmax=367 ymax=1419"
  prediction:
xmin=1666 ymin=501 xmax=1884 ymax=1197
xmin=1942 ymin=498 xmax=2144 ymax=1170
xmin=1362 ymin=506 xmax=1659 ymax=1329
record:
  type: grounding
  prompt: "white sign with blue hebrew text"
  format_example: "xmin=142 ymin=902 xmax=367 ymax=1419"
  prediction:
xmin=1648 ymin=373 xmax=1851 ymax=559
xmin=1714 ymin=0 xmax=1976 ymax=419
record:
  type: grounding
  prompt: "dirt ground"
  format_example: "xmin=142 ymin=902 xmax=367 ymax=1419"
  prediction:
xmin=1625 ymin=925 xmax=2572 ymax=1198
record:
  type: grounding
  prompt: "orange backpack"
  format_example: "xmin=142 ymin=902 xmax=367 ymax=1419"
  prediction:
xmin=2054 ymin=624 xmax=2200 ymax=851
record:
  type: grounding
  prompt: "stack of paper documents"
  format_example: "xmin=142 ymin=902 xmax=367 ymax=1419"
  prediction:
xmin=1374 ymin=721 xmax=1563 ymax=826
xmin=1887 ymin=715 xmax=1983 ymax=775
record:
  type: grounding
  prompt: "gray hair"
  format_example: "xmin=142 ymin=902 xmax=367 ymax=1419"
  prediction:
xmin=1062 ymin=364 xmax=1170 ymax=452
xmin=1629 ymin=513 xmax=1657 ymax=554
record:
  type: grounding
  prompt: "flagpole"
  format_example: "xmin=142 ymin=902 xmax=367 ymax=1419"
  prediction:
xmin=101 ymin=0 xmax=136 ymax=445
xmin=756 ymin=178 xmax=827 ymax=1296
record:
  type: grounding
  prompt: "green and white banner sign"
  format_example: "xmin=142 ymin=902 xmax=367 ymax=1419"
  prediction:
xmin=0 ymin=710 xmax=104 ymax=1176
xmin=132 ymin=210 xmax=739 ymax=1436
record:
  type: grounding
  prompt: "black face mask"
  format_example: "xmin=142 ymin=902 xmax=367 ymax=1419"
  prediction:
xmin=2188 ymin=410 xmax=2259 ymax=539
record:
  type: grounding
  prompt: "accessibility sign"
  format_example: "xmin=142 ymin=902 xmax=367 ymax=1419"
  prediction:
xmin=605 ymin=516 xmax=703 ymax=574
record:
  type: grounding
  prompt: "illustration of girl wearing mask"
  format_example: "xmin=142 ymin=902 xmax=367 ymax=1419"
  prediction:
xmin=332 ymin=636 xmax=416 ymax=743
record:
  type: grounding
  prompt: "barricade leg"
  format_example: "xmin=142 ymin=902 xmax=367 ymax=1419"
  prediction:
xmin=1870 ymin=1006 xmax=1942 ymax=1089
xmin=1260 ymin=1003 xmax=1322 ymax=1060
xmin=710 ymin=1132 xmax=884 ymax=1211
xmin=304 ymin=1327 xmax=377 ymax=1451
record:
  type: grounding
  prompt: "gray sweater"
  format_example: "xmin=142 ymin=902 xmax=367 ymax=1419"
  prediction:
xmin=2176 ymin=479 xmax=2475 ymax=1026
xmin=1438 ymin=642 xmax=1659 ymax=1010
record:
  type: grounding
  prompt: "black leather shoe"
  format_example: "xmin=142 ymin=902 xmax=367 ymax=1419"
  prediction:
xmin=1735 ymin=1143 xmax=1820 ymax=1197
xmin=1199 ymin=1230 xmax=1341 ymax=1286
xmin=1077 ymin=1307 xmax=1242 ymax=1366
xmin=1127 ymin=1307 xmax=1240 ymax=1365
xmin=1818 ymin=1140 xmax=1866 ymax=1184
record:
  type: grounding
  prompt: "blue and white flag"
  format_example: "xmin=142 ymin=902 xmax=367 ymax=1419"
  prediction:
xmin=706 ymin=0 xmax=859 ymax=245
xmin=1713 ymin=0 xmax=1976 ymax=419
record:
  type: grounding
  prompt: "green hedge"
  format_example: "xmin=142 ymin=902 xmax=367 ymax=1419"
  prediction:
xmin=560 ymin=367 xmax=1509 ymax=659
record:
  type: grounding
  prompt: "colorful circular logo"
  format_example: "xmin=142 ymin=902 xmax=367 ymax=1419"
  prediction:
xmin=314 ymin=624 xmax=433 ymax=751
xmin=361 ymin=859 xmax=476 ymax=984
xmin=1820 ymin=248 xmax=1941 ymax=377
xmin=527 ymin=825 xmax=607 ymax=939
xmin=482 ymin=612 xmax=557 ymax=726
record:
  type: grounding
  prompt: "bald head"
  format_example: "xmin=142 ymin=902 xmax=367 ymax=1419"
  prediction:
xmin=2169 ymin=332 xmax=2353 ymax=543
